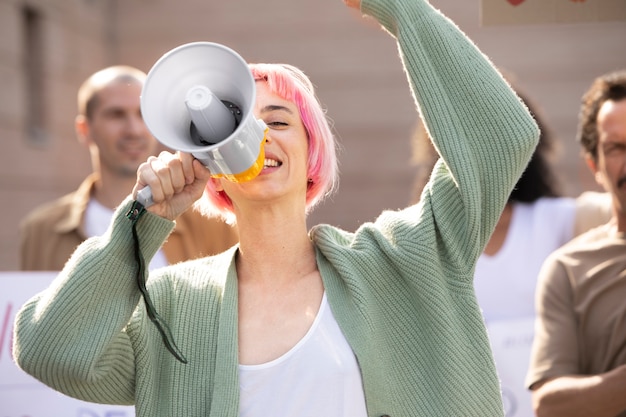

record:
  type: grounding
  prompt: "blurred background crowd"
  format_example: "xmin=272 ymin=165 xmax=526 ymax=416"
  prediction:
xmin=0 ymin=0 xmax=624 ymax=268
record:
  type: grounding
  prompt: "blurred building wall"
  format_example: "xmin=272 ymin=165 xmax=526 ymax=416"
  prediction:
xmin=1 ymin=0 xmax=625 ymax=270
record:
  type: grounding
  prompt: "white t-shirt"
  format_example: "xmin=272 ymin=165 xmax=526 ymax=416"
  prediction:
xmin=238 ymin=293 xmax=367 ymax=417
xmin=84 ymin=198 xmax=169 ymax=270
xmin=475 ymin=197 xmax=576 ymax=417
xmin=474 ymin=197 xmax=577 ymax=323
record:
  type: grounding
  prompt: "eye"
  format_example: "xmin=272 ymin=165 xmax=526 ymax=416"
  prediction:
xmin=267 ymin=120 xmax=289 ymax=128
xmin=604 ymin=142 xmax=626 ymax=157
xmin=103 ymin=108 xmax=127 ymax=121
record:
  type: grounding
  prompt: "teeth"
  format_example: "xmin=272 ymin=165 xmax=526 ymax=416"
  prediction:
xmin=264 ymin=158 xmax=279 ymax=167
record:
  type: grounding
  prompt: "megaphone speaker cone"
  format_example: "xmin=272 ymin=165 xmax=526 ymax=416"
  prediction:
xmin=141 ymin=41 xmax=266 ymax=183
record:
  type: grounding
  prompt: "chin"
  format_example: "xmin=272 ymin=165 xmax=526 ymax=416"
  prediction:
xmin=117 ymin=165 xmax=142 ymax=177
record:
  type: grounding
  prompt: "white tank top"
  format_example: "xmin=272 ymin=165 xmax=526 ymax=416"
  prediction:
xmin=238 ymin=293 xmax=368 ymax=417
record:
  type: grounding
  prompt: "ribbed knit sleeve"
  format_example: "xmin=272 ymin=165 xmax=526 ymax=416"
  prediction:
xmin=12 ymin=197 xmax=175 ymax=404
xmin=363 ymin=0 xmax=539 ymax=269
xmin=314 ymin=0 xmax=539 ymax=295
xmin=311 ymin=0 xmax=539 ymax=416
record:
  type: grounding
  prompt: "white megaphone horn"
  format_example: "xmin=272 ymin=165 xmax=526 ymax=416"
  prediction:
xmin=136 ymin=42 xmax=267 ymax=207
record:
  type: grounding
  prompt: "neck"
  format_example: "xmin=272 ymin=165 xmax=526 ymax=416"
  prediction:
xmin=235 ymin=205 xmax=316 ymax=284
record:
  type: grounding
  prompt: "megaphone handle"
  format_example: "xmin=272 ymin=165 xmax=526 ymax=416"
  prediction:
xmin=136 ymin=186 xmax=155 ymax=208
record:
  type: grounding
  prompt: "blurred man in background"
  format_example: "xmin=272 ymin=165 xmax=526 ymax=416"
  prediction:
xmin=527 ymin=69 xmax=626 ymax=417
xmin=20 ymin=65 xmax=238 ymax=271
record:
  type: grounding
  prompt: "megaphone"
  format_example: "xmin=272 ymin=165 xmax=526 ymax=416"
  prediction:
xmin=136 ymin=42 xmax=267 ymax=207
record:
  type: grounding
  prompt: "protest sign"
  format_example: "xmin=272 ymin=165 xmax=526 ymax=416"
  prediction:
xmin=0 ymin=271 xmax=135 ymax=417
xmin=487 ymin=317 xmax=535 ymax=417
xmin=481 ymin=0 xmax=626 ymax=26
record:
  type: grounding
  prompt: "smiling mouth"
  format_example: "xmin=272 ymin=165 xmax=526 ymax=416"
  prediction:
xmin=264 ymin=158 xmax=281 ymax=168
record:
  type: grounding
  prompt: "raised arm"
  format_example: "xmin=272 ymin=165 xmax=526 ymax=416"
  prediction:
xmin=358 ymin=0 xmax=539 ymax=269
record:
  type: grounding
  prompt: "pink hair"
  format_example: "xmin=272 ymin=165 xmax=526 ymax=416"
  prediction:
xmin=200 ymin=63 xmax=338 ymax=223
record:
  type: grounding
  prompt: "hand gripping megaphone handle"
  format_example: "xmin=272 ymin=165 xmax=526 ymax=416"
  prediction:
xmin=136 ymin=42 xmax=269 ymax=209
xmin=134 ymin=123 xmax=268 ymax=209
xmin=136 ymin=186 xmax=155 ymax=208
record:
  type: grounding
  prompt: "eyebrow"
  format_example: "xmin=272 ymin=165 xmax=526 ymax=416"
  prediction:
xmin=259 ymin=104 xmax=294 ymax=115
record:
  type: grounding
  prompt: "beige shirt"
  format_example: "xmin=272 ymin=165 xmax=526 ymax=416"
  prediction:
xmin=526 ymin=223 xmax=626 ymax=391
xmin=574 ymin=191 xmax=613 ymax=236
xmin=19 ymin=173 xmax=238 ymax=271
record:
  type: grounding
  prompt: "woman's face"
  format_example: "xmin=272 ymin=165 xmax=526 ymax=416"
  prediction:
xmin=216 ymin=81 xmax=310 ymax=209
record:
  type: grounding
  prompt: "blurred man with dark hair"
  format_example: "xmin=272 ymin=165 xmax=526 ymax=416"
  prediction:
xmin=527 ymin=70 xmax=626 ymax=417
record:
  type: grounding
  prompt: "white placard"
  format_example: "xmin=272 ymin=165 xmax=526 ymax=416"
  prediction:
xmin=481 ymin=0 xmax=626 ymax=26
xmin=0 ymin=271 xmax=135 ymax=417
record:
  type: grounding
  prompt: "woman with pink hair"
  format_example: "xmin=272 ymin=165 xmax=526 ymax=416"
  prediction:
xmin=13 ymin=0 xmax=539 ymax=415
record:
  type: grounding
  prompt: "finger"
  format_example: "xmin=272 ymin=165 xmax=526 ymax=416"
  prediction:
xmin=136 ymin=156 xmax=157 ymax=188
xmin=179 ymin=152 xmax=197 ymax=185
xmin=183 ymin=158 xmax=212 ymax=201
xmin=344 ymin=0 xmax=360 ymax=9
xmin=133 ymin=156 xmax=160 ymax=199
xmin=136 ymin=156 xmax=159 ymax=193
xmin=155 ymin=151 xmax=186 ymax=196
xmin=147 ymin=156 xmax=171 ymax=202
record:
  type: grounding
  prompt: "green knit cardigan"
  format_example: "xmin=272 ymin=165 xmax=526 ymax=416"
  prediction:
xmin=13 ymin=0 xmax=539 ymax=415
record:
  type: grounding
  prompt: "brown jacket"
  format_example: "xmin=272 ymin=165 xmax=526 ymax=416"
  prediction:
xmin=20 ymin=174 xmax=238 ymax=270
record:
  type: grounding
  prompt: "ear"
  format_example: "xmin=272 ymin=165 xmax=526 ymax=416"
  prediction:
xmin=75 ymin=114 xmax=90 ymax=147
xmin=584 ymin=153 xmax=604 ymax=186
xmin=585 ymin=153 xmax=597 ymax=172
